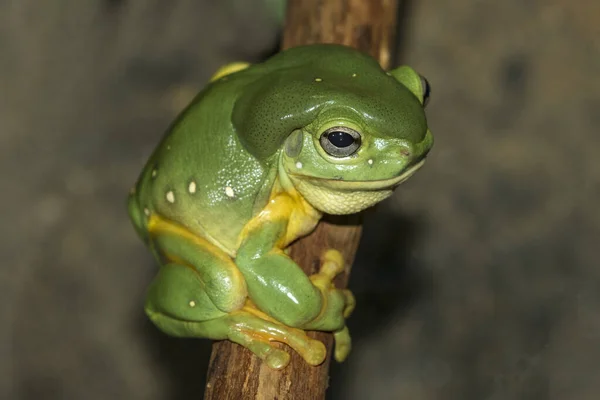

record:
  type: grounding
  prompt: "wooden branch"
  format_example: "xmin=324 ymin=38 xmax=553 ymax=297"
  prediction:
xmin=205 ymin=1 xmax=400 ymax=398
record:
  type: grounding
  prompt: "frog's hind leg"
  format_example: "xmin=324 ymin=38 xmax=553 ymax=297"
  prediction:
xmin=228 ymin=304 xmax=327 ymax=368
xmin=145 ymin=263 xmax=326 ymax=370
xmin=147 ymin=214 xmax=248 ymax=313
xmin=145 ymin=262 xmax=229 ymax=333
xmin=145 ymin=216 xmax=326 ymax=369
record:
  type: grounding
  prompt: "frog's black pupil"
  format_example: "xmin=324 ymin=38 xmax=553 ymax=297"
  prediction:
xmin=327 ymin=131 xmax=354 ymax=148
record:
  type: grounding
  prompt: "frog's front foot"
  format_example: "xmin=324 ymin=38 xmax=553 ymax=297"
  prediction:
xmin=333 ymin=326 xmax=351 ymax=362
xmin=307 ymin=249 xmax=355 ymax=362
xmin=309 ymin=249 xmax=356 ymax=318
xmin=228 ymin=303 xmax=327 ymax=370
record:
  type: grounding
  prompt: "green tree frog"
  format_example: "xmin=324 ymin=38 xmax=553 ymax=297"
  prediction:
xmin=128 ymin=44 xmax=433 ymax=370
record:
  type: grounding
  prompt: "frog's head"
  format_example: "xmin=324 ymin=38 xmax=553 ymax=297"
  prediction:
xmin=233 ymin=45 xmax=433 ymax=215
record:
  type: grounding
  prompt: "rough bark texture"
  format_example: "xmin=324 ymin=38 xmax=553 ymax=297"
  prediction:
xmin=204 ymin=1 xmax=399 ymax=399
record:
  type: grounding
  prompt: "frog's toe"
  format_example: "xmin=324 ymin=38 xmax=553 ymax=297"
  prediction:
xmin=229 ymin=329 xmax=291 ymax=370
xmin=320 ymin=249 xmax=345 ymax=279
xmin=210 ymin=62 xmax=251 ymax=82
xmin=310 ymin=249 xmax=346 ymax=291
xmin=265 ymin=327 xmax=326 ymax=366
xmin=264 ymin=347 xmax=291 ymax=370
xmin=333 ymin=326 xmax=352 ymax=362
xmin=303 ymin=337 xmax=327 ymax=365
xmin=228 ymin=309 xmax=327 ymax=368
xmin=342 ymin=289 xmax=356 ymax=318
xmin=256 ymin=323 xmax=327 ymax=366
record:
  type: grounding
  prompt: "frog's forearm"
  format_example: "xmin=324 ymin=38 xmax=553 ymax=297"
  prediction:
xmin=235 ymin=219 xmax=324 ymax=327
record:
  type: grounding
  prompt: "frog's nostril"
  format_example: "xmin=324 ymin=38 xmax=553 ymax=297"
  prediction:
xmin=400 ymin=148 xmax=411 ymax=157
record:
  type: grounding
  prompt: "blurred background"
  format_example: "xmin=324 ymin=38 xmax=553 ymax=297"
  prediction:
xmin=2 ymin=0 xmax=599 ymax=399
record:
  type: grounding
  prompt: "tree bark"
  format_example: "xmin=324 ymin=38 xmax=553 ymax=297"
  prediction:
xmin=204 ymin=0 xmax=400 ymax=398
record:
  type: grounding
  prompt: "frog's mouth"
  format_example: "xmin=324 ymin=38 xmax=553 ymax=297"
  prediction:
xmin=292 ymin=159 xmax=425 ymax=191
xmin=286 ymin=160 xmax=425 ymax=215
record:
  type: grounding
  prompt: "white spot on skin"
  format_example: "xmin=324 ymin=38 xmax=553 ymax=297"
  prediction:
xmin=352 ymin=73 xmax=357 ymax=77
xmin=368 ymin=159 xmax=374 ymax=165
xmin=166 ymin=191 xmax=175 ymax=203
xmin=296 ymin=161 xmax=303 ymax=169
xmin=188 ymin=181 xmax=197 ymax=194
xmin=314 ymin=78 xmax=322 ymax=82
xmin=225 ymin=186 xmax=235 ymax=198
xmin=151 ymin=169 xmax=157 ymax=178
xmin=189 ymin=300 xmax=196 ymax=307
xmin=144 ymin=208 xmax=150 ymax=216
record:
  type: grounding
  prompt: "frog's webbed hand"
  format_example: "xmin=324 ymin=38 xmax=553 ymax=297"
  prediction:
xmin=308 ymin=249 xmax=356 ymax=321
xmin=235 ymin=192 xmax=354 ymax=362
xmin=306 ymin=249 xmax=355 ymax=362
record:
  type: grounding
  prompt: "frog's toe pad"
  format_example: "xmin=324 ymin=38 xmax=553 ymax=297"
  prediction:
xmin=310 ymin=249 xmax=346 ymax=289
xmin=342 ymin=289 xmax=356 ymax=318
xmin=304 ymin=338 xmax=327 ymax=366
xmin=229 ymin=330 xmax=292 ymax=370
xmin=333 ymin=326 xmax=352 ymax=362
xmin=321 ymin=249 xmax=345 ymax=276
xmin=264 ymin=347 xmax=291 ymax=370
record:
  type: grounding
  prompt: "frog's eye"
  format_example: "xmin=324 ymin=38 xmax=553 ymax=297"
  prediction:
xmin=319 ymin=126 xmax=361 ymax=157
xmin=419 ymin=75 xmax=431 ymax=107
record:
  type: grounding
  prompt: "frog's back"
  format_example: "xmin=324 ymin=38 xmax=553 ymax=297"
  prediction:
xmin=129 ymin=73 xmax=277 ymax=255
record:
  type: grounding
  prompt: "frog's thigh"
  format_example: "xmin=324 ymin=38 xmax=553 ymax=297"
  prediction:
xmin=145 ymin=264 xmax=326 ymax=369
xmin=149 ymin=219 xmax=247 ymax=313
xmin=145 ymin=263 xmax=227 ymax=336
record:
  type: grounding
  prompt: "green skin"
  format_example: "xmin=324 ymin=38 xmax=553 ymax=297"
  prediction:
xmin=128 ymin=44 xmax=433 ymax=370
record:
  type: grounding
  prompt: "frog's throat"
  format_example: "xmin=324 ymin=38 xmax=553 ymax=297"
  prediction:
xmin=281 ymin=160 xmax=425 ymax=215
